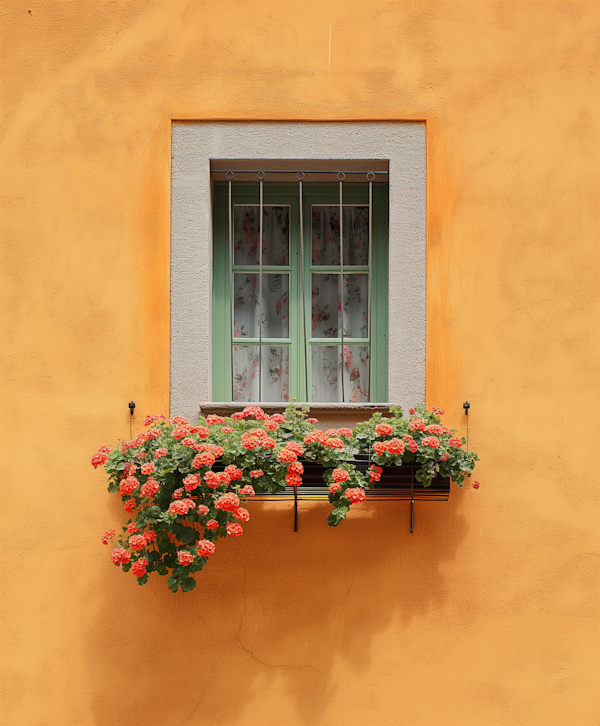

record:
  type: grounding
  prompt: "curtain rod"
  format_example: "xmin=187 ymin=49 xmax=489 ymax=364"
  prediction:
xmin=211 ymin=169 xmax=387 ymax=181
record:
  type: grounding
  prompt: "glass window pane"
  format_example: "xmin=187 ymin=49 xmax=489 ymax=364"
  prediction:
xmin=344 ymin=206 xmax=369 ymax=265
xmin=234 ymin=206 xmax=259 ymax=265
xmin=312 ymin=206 xmax=340 ymax=265
xmin=312 ymin=273 xmax=340 ymax=338
xmin=343 ymin=273 xmax=369 ymax=338
xmin=262 ymin=274 xmax=289 ymax=338
xmin=233 ymin=273 xmax=259 ymax=338
xmin=262 ymin=346 xmax=290 ymax=401
xmin=234 ymin=206 xmax=289 ymax=266
xmin=262 ymin=206 xmax=289 ymax=266
xmin=342 ymin=345 xmax=370 ymax=402
xmin=232 ymin=345 xmax=260 ymax=401
xmin=311 ymin=206 xmax=370 ymax=266
xmin=311 ymin=345 xmax=341 ymax=402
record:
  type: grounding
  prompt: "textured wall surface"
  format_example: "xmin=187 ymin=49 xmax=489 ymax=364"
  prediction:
xmin=1 ymin=1 xmax=599 ymax=725
xmin=171 ymin=121 xmax=426 ymax=419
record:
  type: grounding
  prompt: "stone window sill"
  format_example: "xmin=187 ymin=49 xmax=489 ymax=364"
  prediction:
xmin=198 ymin=402 xmax=396 ymax=427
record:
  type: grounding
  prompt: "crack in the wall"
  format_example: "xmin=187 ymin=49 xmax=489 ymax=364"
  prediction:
xmin=234 ymin=631 xmax=326 ymax=676
xmin=176 ymin=653 xmax=218 ymax=726
xmin=235 ymin=548 xmax=325 ymax=676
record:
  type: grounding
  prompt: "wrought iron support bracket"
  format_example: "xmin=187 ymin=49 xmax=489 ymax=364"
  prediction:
xmin=294 ymin=487 xmax=298 ymax=533
xmin=410 ymin=463 xmax=415 ymax=533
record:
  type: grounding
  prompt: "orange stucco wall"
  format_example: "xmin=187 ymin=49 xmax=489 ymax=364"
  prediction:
xmin=1 ymin=2 xmax=599 ymax=725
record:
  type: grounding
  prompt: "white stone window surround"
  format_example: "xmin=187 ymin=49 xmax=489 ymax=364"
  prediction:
xmin=171 ymin=121 xmax=426 ymax=421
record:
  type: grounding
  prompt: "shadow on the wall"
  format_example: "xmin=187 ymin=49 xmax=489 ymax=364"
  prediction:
xmin=85 ymin=492 xmax=467 ymax=725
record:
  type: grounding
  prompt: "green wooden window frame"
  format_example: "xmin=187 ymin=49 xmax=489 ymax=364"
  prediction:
xmin=212 ymin=181 xmax=389 ymax=402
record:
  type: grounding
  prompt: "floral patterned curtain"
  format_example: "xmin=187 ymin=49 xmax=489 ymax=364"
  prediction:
xmin=229 ymin=201 xmax=370 ymax=402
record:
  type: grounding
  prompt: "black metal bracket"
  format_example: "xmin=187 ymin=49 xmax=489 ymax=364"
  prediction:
xmin=293 ymin=487 xmax=298 ymax=532
xmin=410 ymin=462 xmax=414 ymax=533
xmin=128 ymin=401 xmax=136 ymax=415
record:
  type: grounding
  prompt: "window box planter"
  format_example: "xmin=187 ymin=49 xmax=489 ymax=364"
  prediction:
xmin=94 ymin=404 xmax=476 ymax=592
xmin=229 ymin=456 xmax=450 ymax=534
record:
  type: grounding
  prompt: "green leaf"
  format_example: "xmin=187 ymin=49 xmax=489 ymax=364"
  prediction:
xmin=180 ymin=576 xmax=197 ymax=592
xmin=327 ymin=507 xmax=349 ymax=527
xmin=178 ymin=527 xmax=199 ymax=545
xmin=167 ymin=575 xmax=179 ymax=592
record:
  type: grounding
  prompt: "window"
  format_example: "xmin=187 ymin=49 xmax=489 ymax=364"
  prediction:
xmin=211 ymin=174 xmax=389 ymax=403
xmin=170 ymin=122 xmax=425 ymax=420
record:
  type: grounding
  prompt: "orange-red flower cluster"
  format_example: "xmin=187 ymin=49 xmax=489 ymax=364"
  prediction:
xmin=241 ymin=429 xmax=276 ymax=450
xmin=119 ymin=476 xmax=139 ymax=496
xmin=285 ymin=472 xmax=302 ymax=487
xmin=132 ymin=558 xmax=149 ymax=577
xmin=178 ymin=550 xmax=194 ymax=566
xmin=129 ymin=534 xmax=147 ymax=551
xmin=168 ymin=499 xmax=196 ymax=515
xmin=277 ymin=447 xmax=298 ymax=463
xmin=234 ymin=507 xmax=250 ymax=521
xmin=171 ymin=425 xmax=192 ymax=440
xmin=224 ymin=464 xmax=243 ymax=480
xmin=183 ymin=474 xmax=201 ymax=491
xmin=111 ymin=547 xmax=131 ymax=565
xmin=304 ymin=429 xmax=328 ymax=445
xmin=193 ymin=452 xmax=216 ymax=468
xmin=198 ymin=539 xmax=216 ymax=556
xmin=373 ymin=438 xmax=405 ymax=456
xmin=344 ymin=488 xmax=366 ymax=503
xmin=91 ymin=445 xmax=111 ymax=468
xmin=403 ymin=435 xmax=419 ymax=453
xmin=332 ymin=468 xmax=350 ymax=483
xmin=101 ymin=529 xmax=116 ymax=545
xmin=214 ymin=493 xmax=240 ymax=512
xmin=141 ymin=478 xmax=160 ymax=497
xmin=369 ymin=464 xmax=383 ymax=483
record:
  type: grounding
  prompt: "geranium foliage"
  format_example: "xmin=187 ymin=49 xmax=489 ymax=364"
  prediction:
xmin=94 ymin=404 xmax=477 ymax=592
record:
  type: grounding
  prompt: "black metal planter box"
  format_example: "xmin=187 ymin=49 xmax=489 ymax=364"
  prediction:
xmin=254 ymin=457 xmax=450 ymax=502
xmin=217 ymin=455 xmax=449 ymax=532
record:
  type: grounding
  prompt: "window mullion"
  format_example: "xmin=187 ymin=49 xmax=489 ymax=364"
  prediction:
xmin=299 ymin=177 xmax=309 ymax=402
